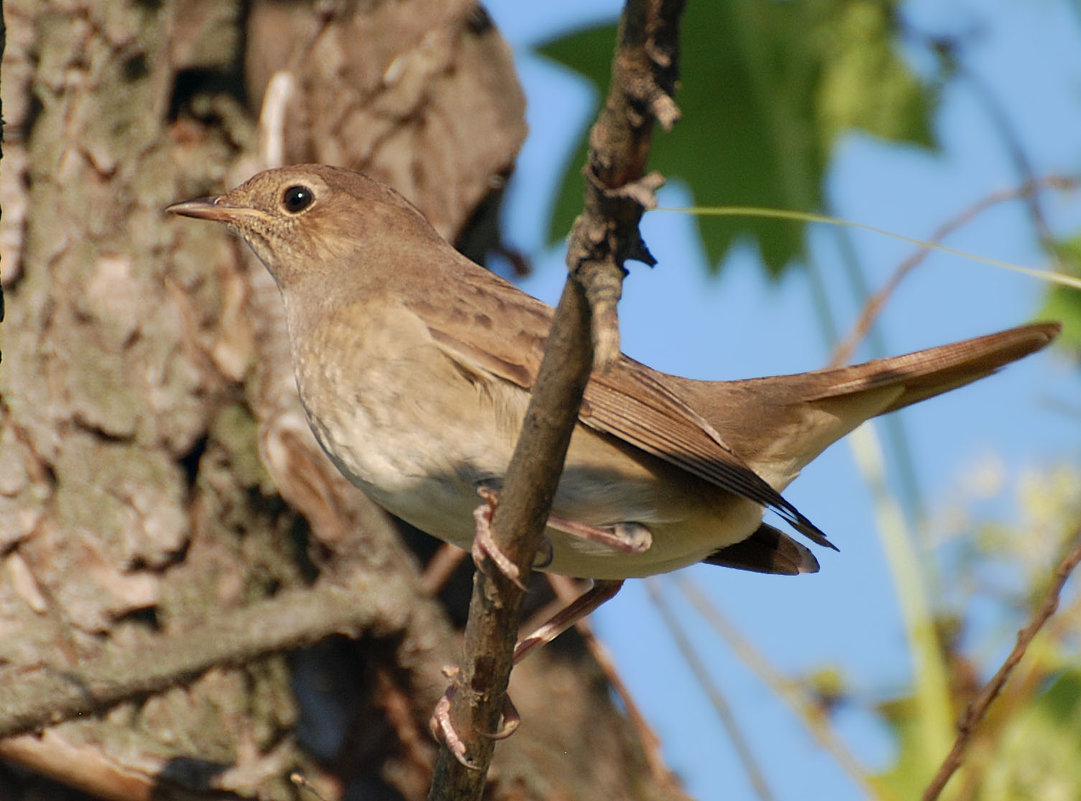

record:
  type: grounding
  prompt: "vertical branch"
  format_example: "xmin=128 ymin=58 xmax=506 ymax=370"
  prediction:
xmin=647 ymin=580 xmax=776 ymax=801
xmin=428 ymin=1 xmax=685 ymax=799
xmin=573 ymin=0 xmax=684 ymax=368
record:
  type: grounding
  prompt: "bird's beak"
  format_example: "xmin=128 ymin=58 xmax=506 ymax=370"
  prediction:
xmin=166 ymin=196 xmax=256 ymax=223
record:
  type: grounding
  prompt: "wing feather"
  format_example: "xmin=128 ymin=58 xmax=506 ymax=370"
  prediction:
xmin=417 ymin=277 xmax=833 ymax=550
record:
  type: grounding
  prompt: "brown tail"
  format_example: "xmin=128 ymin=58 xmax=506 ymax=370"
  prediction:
xmin=798 ymin=321 xmax=1060 ymax=414
xmin=666 ymin=322 xmax=1060 ymax=488
xmin=689 ymin=321 xmax=1058 ymax=576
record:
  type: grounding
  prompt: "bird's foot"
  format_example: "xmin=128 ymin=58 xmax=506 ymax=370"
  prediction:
xmin=481 ymin=695 xmax=521 ymax=740
xmin=430 ymin=666 xmax=521 ymax=767
xmin=430 ymin=672 xmax=475 ymax=769
xmin=547 ymin=516 xmax=653 ymax=554
xmin=471 ymin=487 xmax=527 ymax=590
xmin=473 ymin=485 xmax=650 ymax=586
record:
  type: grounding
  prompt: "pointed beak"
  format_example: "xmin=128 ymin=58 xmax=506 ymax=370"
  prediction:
xmin=166 ymin=196 xmax=256 ymax=223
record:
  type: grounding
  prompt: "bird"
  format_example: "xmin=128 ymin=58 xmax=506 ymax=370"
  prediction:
xmin=168 ymin=164 xmax=1059 ymax=585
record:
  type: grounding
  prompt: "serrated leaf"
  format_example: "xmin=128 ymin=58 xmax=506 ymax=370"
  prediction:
xmin=538 ymin=0 xmax=936 ymax=276
xmin=537 ymin=24 xmax=617 ymax=247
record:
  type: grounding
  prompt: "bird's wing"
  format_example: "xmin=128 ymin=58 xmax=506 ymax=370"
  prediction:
xmin=581 ymin=358 xmax=834 ymax=548
xmin=411 ymin=270 xmax=835 ymax=549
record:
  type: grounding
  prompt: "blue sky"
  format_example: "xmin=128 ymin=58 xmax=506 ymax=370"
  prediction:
xmin=484 ymin=1 xmax=1081 ymax=799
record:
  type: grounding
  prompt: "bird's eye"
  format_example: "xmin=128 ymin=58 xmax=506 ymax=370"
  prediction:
xmin=281 ymin=185 xmax=314 ymax=213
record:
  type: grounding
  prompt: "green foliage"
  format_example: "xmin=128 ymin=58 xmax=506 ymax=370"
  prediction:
xmin=874 ymin=694 xmax=942 ymax=800
xmin=539 ymin=0 xmax=935 ymax=275
xmin=977 ymin=671 xmax=1081 ymax=801
xmin=1039 ymin=235 xmax=1081 ymax=354
xmin=869 ymin=462 xmax=1081 ymax=800
xmin=872 ymin=670 xmax=1081 ymax=801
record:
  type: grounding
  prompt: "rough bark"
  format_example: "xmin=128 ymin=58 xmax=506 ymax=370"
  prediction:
xmin=0 ymin=1 xmax=685 ymax=800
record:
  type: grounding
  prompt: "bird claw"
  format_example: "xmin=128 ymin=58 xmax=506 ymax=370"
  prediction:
xmin=429 ymin=666 xmax=520 ymax=767
xmin=479 ymin=695 xmax=520 ymax=740
xmin=532 ymin=538 xmax=554 ymax=569
xmin=431 ymin=695 xmax=476 ymax=769
xmin=471 ymin=488 xmax=526 ymax=590
xmin=430 ymin=668 xmax=478 ymax=769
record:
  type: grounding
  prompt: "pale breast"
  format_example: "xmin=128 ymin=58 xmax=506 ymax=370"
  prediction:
xmin=286 ymin=297 xmax=769 ymax=580
xmin=290 ymin=297 xmax=529 ymax=546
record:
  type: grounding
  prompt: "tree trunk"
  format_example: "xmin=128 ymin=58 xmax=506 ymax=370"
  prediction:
xmin=0 ymin=1 xmax=688 ymax=799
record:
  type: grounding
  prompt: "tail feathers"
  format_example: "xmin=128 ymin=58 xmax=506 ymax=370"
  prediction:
xmin=703 ymin=523 xmax=820 ymax=575
xmin=665 ymin=322 xmax=1059 ymax=489
xmin=801 ymin=322 xmax=1060 ymax=415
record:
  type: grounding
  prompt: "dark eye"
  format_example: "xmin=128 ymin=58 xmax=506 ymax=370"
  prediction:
xmin=282 ymin=185 xmax=314 ymax=213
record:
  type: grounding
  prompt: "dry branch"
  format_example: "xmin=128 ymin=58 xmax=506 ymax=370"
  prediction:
xmin=427 ymin=1 xmax=685 ymax=798
xmin=0 ymin=562 xmax=449 ymax=741
xmin=922 ymin=524 xmax=1081 ymax=801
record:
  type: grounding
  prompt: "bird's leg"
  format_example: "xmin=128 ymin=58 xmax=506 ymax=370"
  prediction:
xmin=431 ymin=579 xmax=624 ymax=760
xmin=513 ymin=579 xmax=624 ymax=663
xmin=440 ymin=487 xmax=627 ymax=757
xmin=472 ymin=486 xmax=651 ymax=590
xmin=546 ymin=516 xmax=653 ymax=554
xmin=434 ymin=547 xmax=623 ymax=761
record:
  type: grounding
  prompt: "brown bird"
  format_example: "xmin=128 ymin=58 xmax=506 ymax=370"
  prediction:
xmin=168 ymin=165 xmax=1059 ymax=584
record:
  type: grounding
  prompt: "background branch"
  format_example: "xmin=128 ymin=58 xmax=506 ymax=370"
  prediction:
xmin=922 ymin=522 xmax=1081 ymax=801
xmin=830 ymin=174 xmax=1081 ymax=368
xmin=0 ymin=558 xmax=451 ymax=741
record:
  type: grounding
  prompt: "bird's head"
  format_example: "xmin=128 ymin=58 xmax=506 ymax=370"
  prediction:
xmin=167 ymin=164 xmax=444 ymax=291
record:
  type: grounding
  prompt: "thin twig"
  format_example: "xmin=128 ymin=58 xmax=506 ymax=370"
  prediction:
xmin=547 ymin=575 xmax=680 ymax=791
xmin=830 ymin=173 xmax=1080 ymax=368
xmin=569 ymin=0 xmax=685 ymax=368
xmin=922 ymin=524 xmax=1081 ymax=801
xmin=420 ymin=543 xmax=468 ymax=596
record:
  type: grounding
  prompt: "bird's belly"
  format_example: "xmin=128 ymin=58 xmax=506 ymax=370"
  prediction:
xmin=295 ymin=335 xmax=767 ymax=580
xmin=295 ymin=336 xmax=527 ymax=549
xmin=302 ymin=391 xmax=507 ymax=551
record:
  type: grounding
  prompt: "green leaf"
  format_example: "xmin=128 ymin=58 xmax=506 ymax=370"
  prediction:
xmin=538 ymin=0 xmax=936 ymax=276
xmin=813 ymin=2 xmax=935 ymax=146
xmin=874 ymin=694 xmax=946 ymax=799
xmin=978 ymin=671 xmax=1081 ymax=801
xmin=537 ymin=24 xmax=616 ymax=248
xmin=1039 ymin=236 xmax=1081 ymax=354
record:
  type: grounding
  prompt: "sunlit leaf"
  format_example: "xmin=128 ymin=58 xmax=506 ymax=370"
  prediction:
xmin=1039 ymin=236 xmax=1081 ymax=353
xmin=538 ymin=0 xmax=936 ymax=275
xmin=979 ymin=671 xmax=1081 ymax=801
